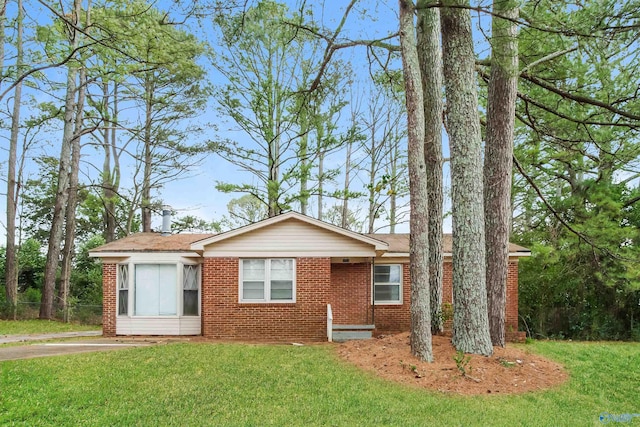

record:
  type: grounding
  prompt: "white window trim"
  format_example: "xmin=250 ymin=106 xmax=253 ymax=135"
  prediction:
xmin=373 ymin=264 xmax=403 ymax=305
xmin=239 ymin=258 xmax=297 ymax=303
xmin=182 ymin=263 xmax=201 ymax=316
xmin=117 ymin=261 xmax=201 ymax=318
xmin=117 ymin=263 xmax=130 ymax=316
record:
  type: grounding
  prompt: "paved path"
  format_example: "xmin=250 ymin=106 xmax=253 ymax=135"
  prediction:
xmin=0 ymin=330 xmax=102 ymax=344
xmin=0 ymin=332 xmax=160 ymax=362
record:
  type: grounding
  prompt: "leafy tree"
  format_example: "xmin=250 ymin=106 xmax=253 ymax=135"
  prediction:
xmin=4 ymin=0 xmax=25 ymax=316
xmin=41 ymin=0 xmax=87 ymax=319
xmin=224 ymin=195 xmax=268 ymax=228
xmin=210 ymin=0 xmax=351 ymax=218
xmin=507 ymin=0 xmax=640 ymax=340
xmin=171 ymin=215 xmax=222 ymax=234
xmin=360 ymin=75 xmax=408 ymax=233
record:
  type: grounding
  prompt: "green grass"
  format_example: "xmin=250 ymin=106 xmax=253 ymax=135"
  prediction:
xmin=0 ymin=320 xmax=100 ymax=335
xmin=0 ymin=340 xmax=638 ymax=426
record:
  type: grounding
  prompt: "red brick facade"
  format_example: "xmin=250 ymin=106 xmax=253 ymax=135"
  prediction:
xmin=102 ymin=256 xmax=522 ymax=342
xmin=330 ymin=259 xmax=520 ymax=340
xmin=102 ymin=263 xmax=117 ymax=337
xmin=201 ymin=257 xmax=331 ymax=341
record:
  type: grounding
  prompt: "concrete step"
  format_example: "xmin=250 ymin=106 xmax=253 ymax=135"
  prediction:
xmin=331 ymin=325 xmax=375 ymax=342
xmin=332 ymin=324 xmax=375 ymax=331
xmin=332 ymin=330 xmax=372 ymax=342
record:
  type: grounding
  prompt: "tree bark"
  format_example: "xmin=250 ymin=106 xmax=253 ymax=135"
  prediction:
xmin=4 ymin=0 xmax=21 ymax=317
xmin=485 ymin=0 xmax=519 ymax=347
xmin=41 ymin=0 xmax=82 ymax=319
xmin=341 ymin=139 xmax=353 ymax=228
xmin=441 ymin=0 xmax=493 ymax=356
xmin=59 ymin=62 xmax=86 ymax=321
xmin=399 ymin=0 xmax=433 ymax=362
xmin=417 ymin=0 xmax=445 ymax=334
xmin=142 ymin=76 xmax=154 ymax=231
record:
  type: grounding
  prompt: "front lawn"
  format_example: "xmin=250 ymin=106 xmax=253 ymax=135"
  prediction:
xmin=0 ymin=340 xmax=638 ymax=426
xmin=0 ymin=320 xmax=101 ymax=336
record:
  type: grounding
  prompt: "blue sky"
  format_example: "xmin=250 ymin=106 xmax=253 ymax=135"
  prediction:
xmin=0 ymin=0 xmax=465 ymax=243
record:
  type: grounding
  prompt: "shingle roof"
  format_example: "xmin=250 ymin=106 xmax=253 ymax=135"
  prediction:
xmin=90 ymin=231 xmax=530 ymax=255
xmin=90 ymin=233 xmax=215 ymax=253
xmin=366 ymin=233 xmax=530 ymax=254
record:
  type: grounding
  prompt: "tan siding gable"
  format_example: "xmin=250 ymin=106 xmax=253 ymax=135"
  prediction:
xmin=203 ymin=218 xmax=377 ymax=257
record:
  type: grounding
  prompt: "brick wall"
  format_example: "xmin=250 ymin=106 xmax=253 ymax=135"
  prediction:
xmin=202 ymin=257 xmax=331 ymax=341
xmin=102 ymin=263 xmax=117 ymax=337
xmin=329 ymin=259 xmax=521 ymax=341
xmin=370 ymin=263 xmax=411 ymax=331
xmin=330 ymin=263 xmax=371 ymax=325
xmin=102 ymin=255 xmax=522 ymax=342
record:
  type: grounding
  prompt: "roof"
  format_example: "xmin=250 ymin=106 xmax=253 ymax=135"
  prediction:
xmin=366 ymin=233 xmax=530 ymax=256
xmin=89 ymin=233 xmax=214 ymax=253
xmin=89 ymin=213 xmax=530 ymax=257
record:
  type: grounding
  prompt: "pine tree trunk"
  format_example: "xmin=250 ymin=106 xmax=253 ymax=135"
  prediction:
xmin=399 ymin=0 xmax=433 ymax=362
xmin=484 ymin=0 xmax=518 ymax=347
xmin=441 ymin=0 xmax=493 ymax=356
xmin=4 ymin=0 xmax=21 ymax=318
xmin=142 ymin=77 xmax=153 ymax=231
xmin=102 ymin=80 xmax=117 ymax=242
xmin=60 ymin=65 xmax=86 ymax=322
xmin=417 ymin=0 xmax=445 ymax=334
xmin=41 ymin=0 xmax=82 ymax=319
xmin=341 ymin=139 xmax=352 ymax=228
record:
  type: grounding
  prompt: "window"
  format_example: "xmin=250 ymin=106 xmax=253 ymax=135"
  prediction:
xmin=134 ymin=264 xmax=177 ymax=316
xmin=118 ymin=264 xmax=129 ymax=315
xmin=374 ymin=264 xmax=402 ymax=304
xmin=183 ymin=264 xmax=199 ymax=316
xmin=240 ymin=259 xmax=295 ymax=302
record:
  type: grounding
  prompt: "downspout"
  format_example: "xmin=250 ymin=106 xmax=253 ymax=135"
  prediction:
xmin=371 ymin=256 xmax=375 ymax=326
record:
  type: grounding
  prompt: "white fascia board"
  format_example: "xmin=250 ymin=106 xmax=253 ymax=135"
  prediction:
xmin=203 ymin=250 xmax=377 ymax=258
xmin=89 ymin=252 xmax=202 ymax=262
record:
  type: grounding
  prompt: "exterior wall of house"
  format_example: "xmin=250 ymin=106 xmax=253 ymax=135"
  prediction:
xmin=369 ymin=263 xmax=411 ymax=331
xmin=202 ymin=219 xmax=377 ymax=257
xmin=328 ymin=259 xmax=522 ymax=341
xmin=102 ymin=263 xmax=117 ymax=337
xmin=330 ymin=263 xmax=371 ymax=325
xmin=201 ymin=257 xmax=331 ymax=341
xmin=102 ymin=254 xmax=523 ymax=341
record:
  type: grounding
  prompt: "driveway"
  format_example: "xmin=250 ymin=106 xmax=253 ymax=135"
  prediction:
xmin=0 ymin=332 xmax=161 ymax=362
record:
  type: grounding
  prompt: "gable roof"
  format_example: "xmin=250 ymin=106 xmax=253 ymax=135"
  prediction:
xmin=89 ymin=212 xmax=530 ymax=258
xmin=190 ymin=211 xmax=389 ymax=252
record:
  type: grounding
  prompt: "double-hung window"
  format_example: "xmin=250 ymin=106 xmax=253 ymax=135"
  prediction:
xmin=374 ymin=264 xmax=402 ymax=304
xmin=240 ymin=259 xmax=295 ymax=302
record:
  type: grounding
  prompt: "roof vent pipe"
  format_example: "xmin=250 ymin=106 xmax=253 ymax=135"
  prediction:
xmin=161 ymin=206 xmax=172 ymax=236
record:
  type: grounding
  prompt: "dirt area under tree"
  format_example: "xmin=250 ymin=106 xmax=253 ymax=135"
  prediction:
xmin=337 ymin=333 xmax=568 ymax=395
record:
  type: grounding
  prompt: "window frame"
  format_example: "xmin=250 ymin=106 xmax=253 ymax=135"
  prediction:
xmin=373 ymin=264 xmax=403 ymax=305
xmin=239 ymin=258 xmax=296 ymax=303
xmin=182 ymin=264 xmax=200 ymax=316
xmin=117 ymin=264 xmax=129 ymax=315
xmin=116 ymin=261 xmax=201 ymax=318
xmin=134 ymin=263 xmax=179 ymax=316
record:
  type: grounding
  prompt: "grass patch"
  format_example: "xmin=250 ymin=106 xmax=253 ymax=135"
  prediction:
xmin=0 ymin=320 xmax=100 ymax=336
xmin=0 ymin=340 xmax=638 ymax=426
